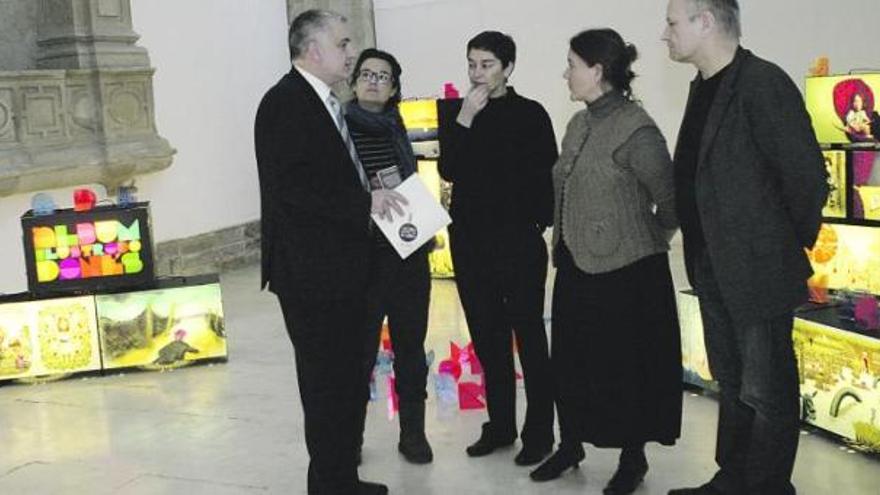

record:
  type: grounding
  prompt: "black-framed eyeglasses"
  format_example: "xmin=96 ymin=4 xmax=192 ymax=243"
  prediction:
xmin=357 ymin=69 xmax=393 ymax=85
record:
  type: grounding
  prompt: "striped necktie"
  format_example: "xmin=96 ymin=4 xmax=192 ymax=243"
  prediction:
xmin=327 ymin=94 xmax=370 ymax=191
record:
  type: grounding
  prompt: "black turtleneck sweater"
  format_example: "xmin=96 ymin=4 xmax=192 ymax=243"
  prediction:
xmin=438 ymin=87 xmax=558 ymax=238
xmin=675 ymin=63 xmax=731 ymax=258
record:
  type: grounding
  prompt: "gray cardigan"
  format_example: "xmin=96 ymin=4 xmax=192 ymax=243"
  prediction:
xmin=552 ymin=92 xmax=677 ymax=274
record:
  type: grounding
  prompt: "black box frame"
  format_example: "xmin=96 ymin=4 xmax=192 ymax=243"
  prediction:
xmin=21 ymin=202 xmax=156 ymax=296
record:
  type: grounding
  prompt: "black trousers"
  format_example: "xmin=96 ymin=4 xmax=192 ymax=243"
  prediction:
xmin=692 ymin=251 xmax=799 ymax=495
xmin=358 ymin=244 xmax=431 ymax=432
xmin=449 ymin=223 xmax=554 ymax=448
xmin=277 ymin=293 xmax=366 ymax=495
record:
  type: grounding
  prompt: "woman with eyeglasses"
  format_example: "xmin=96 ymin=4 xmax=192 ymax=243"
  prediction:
xmin=345 ymin=48 xmax=434 ymax=465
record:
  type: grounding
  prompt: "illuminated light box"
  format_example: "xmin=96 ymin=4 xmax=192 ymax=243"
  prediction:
xmin=808 ymin=223 xmax=880 ymax=295
xmin=852 ymin=150 xmax=880 ymax=220
xmin=679 ymin=287 xmax=880 ymax=449
xmin=0 ymin=294 xmax=101 ymax=382
xmin=822 ymin=150 xmax=847 ymax=218
xmin=677 ymin=290 xmax=717 ymax=392
xmin=400 ymin=98 xmax=438 ymax=141
xmin=793 ymin=317 xmax=880 ymax=452
xmin=96 ymin=276 xmax=227 ymax=370
xmin=417 ymin=160 xmax=454 ymax=278
xmin=21 ymin=202 xmax=155 ymax=296
xmin=806 ymin=74 xmax=880 ymax=144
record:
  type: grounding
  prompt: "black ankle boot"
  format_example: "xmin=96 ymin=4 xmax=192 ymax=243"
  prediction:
xmin=466 ymin=422 xmax=516 ymax=457
xmin=529 ymin=444 xmax=585 ymax=482
xmin=514 ymin=443 xmax=552 ymax=466
xmin=398 ymin=401 xmax=433 ymax=464
xmin=603 ymin=447 xmax=648 ymax=494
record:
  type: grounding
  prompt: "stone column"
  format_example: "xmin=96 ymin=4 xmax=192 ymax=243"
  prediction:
xmin=0 ymin=0 xmax=173 ymax=197
xmin=36 ymin=0 xmax=150 ymax=70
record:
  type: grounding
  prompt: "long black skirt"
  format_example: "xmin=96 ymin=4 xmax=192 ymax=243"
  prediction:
xmin=552 ymin=244 xmax=682 ymax=448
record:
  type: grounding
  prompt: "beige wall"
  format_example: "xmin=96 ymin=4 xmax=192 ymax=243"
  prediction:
xmin=374 ymin=0 xmax=880 ymax=147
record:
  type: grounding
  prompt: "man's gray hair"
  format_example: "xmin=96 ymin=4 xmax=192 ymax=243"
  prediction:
xmin=689 ymin=0 xmax=741 ymax=39
xmin=288 ymin=9 xmax=347 ymax=60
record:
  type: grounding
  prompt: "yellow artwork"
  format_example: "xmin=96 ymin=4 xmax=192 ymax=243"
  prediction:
xmin=857 ymin=186 xmax=880 ymax=220
xmin=822 ymin=151 xmax=846 ymax=218
xmin=400 ymin=99 xmax=438 ymax=132
xmin=0 ymin=305 xmax=34 ymax=379
xmin=96 ymin=283 xmax=227 ymax=370
xmin=37 ymin=302 xmax=98 ymax=371
xmin=676 ymin=287 xmax=880 ymax=450
xmin=808 ymin=224 xmax=880 ymax=295
xmin=418 ymin=160 xmax=454 ymax=278
xmin=676 ymin=291 xmax=715 ymax=390
xmin=0 ymin=296 xmax=101 ymax=382
xmin=794 ymin=317 xmax=880 ymax=451
xmin=805 ymin=74 xmax=880 ymax=144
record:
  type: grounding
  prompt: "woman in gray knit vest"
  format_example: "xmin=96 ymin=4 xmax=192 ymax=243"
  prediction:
xmin=530 ymin=29 xmax=683 ymax=495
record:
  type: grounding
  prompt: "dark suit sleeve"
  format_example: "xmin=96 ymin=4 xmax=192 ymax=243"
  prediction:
xmin=523 ymin=103 xmax=558 ymax=229
xmin=255 ymin=89 xmax=299 ymax=229
xmin=255 ymin=88 xmax=370 ymax=234
xmin=742 ymin=66 xmax=828 ymax=248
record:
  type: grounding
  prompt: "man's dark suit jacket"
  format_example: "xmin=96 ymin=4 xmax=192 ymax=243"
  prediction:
xmin=254 ymin=68 xmax=372 ymax=302
xmin=676 ymin=48 xmax=828 ymax=324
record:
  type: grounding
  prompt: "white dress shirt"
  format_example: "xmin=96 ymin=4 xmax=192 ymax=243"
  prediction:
xmin=294 ymin=64 xmax=337 ymax=127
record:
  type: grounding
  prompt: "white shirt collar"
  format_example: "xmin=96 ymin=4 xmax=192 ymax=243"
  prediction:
xmin=294 ymin=64 xmax=333 ymax=104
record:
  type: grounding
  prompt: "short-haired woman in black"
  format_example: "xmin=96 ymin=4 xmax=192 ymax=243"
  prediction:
xmin=529 ymin=29 xmax=682 ymax=495
xmin=439 ymin=30 xmax=558 ymax=466
xmin=346 ymin=48 xmax=433 ymax=464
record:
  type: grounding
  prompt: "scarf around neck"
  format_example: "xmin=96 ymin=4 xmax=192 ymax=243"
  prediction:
xmin=344 ymin=101 xmax=418 ymax=179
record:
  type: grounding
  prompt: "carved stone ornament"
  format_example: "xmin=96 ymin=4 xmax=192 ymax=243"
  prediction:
xmin=0 ymin=0 xmax=174 ymax=197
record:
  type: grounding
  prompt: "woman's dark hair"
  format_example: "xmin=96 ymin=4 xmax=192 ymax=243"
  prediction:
xmin=467 ymin=31 xmax=516 ymax=68
xmin=569 ymin=28 xmax=638 ymax=101
xmin=350 ymin=48 xmax=403 ymax=108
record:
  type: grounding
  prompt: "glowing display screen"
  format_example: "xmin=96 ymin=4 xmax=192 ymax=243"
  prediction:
xmin=806 ymin=74 xmax=880 ymax=145
xmin=21 ymin=203 xmax=155 ymax=295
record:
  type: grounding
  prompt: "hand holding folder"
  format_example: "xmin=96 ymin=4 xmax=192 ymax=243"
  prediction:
xmin=370 ymin=174 xmax=452 ymax=259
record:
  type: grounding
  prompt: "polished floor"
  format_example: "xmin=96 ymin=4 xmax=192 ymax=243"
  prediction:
xmin=0 ymin=244 xmax=877 ymax=494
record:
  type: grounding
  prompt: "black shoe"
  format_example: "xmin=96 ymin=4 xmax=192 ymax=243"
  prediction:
xmin=398 ymin=401 xmax=433 ymax=464
xmin=529 ymin=445 xmax=586 ymax=482
xmin=514 ymin=444 xmax=552 ymax=466
xmin=465 ymin=423 xmax=515 ymax=457
xmin=356 ymin=447 xmax=362 ymax=466
xmin=667 ymin=483 xmax=724 ymax=495
xmin=358 ymin=480 xmax=389 ymax=495
xmin=603 ymin=458 xmax=648 ymax=494
xmin=398 ymin=434 xmax=433 ymax=464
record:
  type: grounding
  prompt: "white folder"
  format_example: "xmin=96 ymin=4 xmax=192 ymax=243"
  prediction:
xmin=370 ymin=174 xmax=452 ymax=259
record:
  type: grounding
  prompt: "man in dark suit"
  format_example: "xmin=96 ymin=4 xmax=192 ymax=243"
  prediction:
xmin=662 ymin=1 xmax=828 ymax=494
xmin=254 ymin=9 xmax=403 ymax=495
